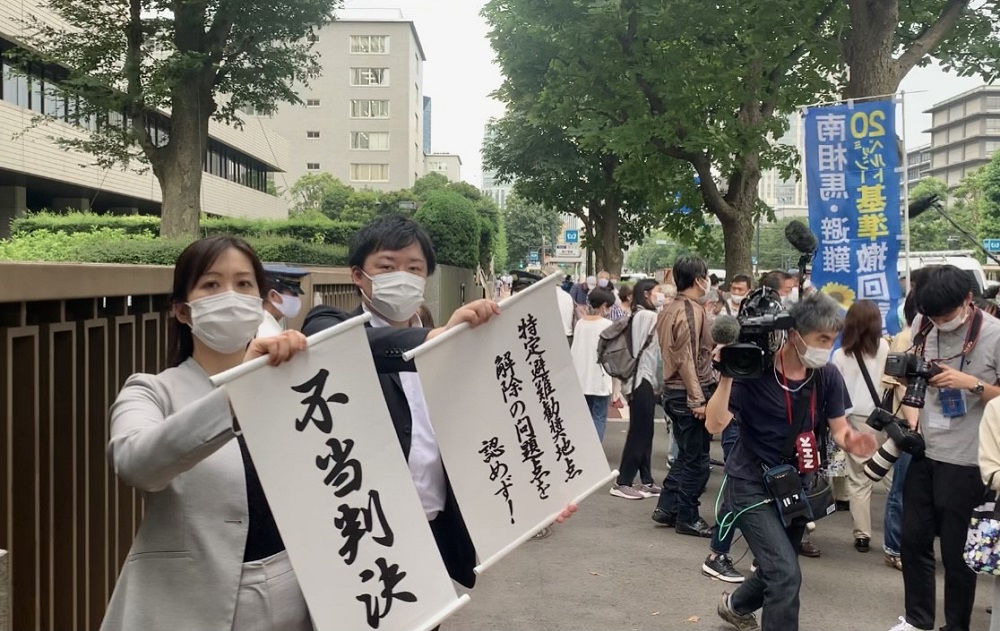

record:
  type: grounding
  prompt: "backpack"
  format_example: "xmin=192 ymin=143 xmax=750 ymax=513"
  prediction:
xmin=597 ymin=312 xmax=655 ymax=380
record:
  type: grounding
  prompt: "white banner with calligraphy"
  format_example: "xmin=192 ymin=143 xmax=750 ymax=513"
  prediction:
xmin=404 ymin=273 xmax=616 ymax=574
xmin=212 ymin=316 xmax=468 ymax=631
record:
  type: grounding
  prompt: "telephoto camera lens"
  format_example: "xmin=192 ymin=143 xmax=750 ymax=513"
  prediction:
xmin=863 ymin=439 xmax=900 ymax=482
xmin=902 ymin=377 xmax=928 ymax=409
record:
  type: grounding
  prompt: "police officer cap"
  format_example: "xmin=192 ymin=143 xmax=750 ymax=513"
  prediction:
xmin=263 ymin=263 xmax=308 ymax=295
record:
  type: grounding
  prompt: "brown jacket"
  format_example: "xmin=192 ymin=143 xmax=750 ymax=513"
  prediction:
xmin=658 ymin=294 xmax=715 ymax=407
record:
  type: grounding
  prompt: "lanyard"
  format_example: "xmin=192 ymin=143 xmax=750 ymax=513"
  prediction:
xmin=778 ymin=351 xmax=816 ymax=429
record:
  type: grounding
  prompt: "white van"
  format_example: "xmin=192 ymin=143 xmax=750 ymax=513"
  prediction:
xmin=902 ymin=250 xmax=988 ymax=293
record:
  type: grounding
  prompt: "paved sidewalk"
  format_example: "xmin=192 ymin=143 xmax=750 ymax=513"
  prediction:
xmin=447 ymin=418 xmax=994 ymax=631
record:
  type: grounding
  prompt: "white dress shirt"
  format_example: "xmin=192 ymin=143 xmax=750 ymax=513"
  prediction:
xmin=367 ymin=308 xmax=447 ymax=520
xmin=556 ymin=287 xmax=575 ymax=336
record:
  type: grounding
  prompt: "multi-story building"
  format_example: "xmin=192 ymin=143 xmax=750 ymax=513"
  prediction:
xmin=422 ymin=96 xmax=432 ymax=155
xmin=481 ymin=169 xmax=513 ymax=210
xmin=424 ymin=153 xmax=461 ymax=183
xmin=925 ymin=85 xmax=1000 ymax=187
xmin=0 ymin=0 xmax=288 ymax=235
xmin=758 ymin=113 xmax=808 ymax=219
xmin=906 ymin=144 xmax=932 ymax=188
xmin=267 ymin=10 xmax=428 ymax=193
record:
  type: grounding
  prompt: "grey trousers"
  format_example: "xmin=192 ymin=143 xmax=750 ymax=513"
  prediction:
xmin=232 ymin=551 xmax=313 ymax=631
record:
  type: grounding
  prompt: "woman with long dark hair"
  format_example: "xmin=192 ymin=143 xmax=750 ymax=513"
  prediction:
xmin=831 ymin=300 xmax=890 ymax=555
xmin=610 ymin=278 xmax=664 ymax=500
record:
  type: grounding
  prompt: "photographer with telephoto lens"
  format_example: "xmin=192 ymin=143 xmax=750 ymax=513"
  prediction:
xmin=708 ymin=293 xmax=877 ymax=631
xmin=888 ymin=265 xmax=1000 ymax=631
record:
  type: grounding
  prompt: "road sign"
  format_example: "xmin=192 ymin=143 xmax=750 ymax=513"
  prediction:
xmin=751 ymin=256 xmax=758 ymax=265
xmin=985 ymin=239 xmax=1000 ymax=252
xmin=551 ymin=244 xmax=583 ymax=262
xmin=565 ymin=230 xmax=579 ymax=244
xmin=528 ymin=251 xmax=539 ymax=262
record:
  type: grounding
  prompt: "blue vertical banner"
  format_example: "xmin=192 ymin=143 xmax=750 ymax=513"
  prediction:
xmin=804 ymin=100 xmax=902 ymax=334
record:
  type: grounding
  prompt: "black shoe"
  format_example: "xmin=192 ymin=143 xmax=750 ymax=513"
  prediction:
xmin=702 ymin=554 xmax=745 ymax=583
xmin=652 ymin=508 xmax=676 ymax=527
xmin=836 ymin=500 xmax=851 ymax=512
xmin=676 ymin=518 xmax=713 ymax=538
xmin=854 ymin=537 xmax=870 ymax=553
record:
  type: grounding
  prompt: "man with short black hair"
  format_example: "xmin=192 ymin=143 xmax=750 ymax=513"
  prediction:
xmin=708 ymin=293 xmax=877 ymax=631
xmin=726 ymin=275 xmax=752 ymax=316
xmin=888 ymin=264 xmax=1000 ymax=631
xmin=651 ymin=255 xmax=717 ymax=537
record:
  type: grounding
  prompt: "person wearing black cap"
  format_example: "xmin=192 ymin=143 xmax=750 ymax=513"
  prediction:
xmin=258 ymin=265 xmax=309 ymax=338
xmin=511 ymin=269 xmax=542 ymax=294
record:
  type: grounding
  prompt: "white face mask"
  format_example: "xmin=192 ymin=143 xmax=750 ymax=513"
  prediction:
xmin=271 ymin=292 xmax=302 ymax=320
xmin=935 ymin=305 xmax=969 ymax=333
xmin=598 ymin=278 xmax=609 ymax=288
xmin=731 ymin=294 xmax=746 ymax=305
xmin=364 ymin=271 xmax=427 ymax=322
xmin=586 ymin=276 xmax=597 ymax=289
xmin=794 ymin=332 xmax=829 ymax=369
xmin=653 ymin=294 xmax=666 ymax=308
xmin=187 ymin=291 xmax=264 ymax=354
xmin=784 ymin=293 xmax=799 ymax=307
xmin=696 ymin=278 xmax=710 ymax=304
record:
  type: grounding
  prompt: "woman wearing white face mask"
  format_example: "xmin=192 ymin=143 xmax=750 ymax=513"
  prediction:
xmin=258 ymin=265 xmax=309 ymax=338
xmin=102 ymin=237 xmax=314 ymax=631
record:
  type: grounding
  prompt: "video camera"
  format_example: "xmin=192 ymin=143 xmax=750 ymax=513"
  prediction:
xmin=883 ymin=352 xmax=943 ymax=409
xmin=718 ymin=287 xmax=795 ymax=379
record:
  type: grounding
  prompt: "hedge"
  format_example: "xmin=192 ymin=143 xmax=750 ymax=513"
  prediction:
xmin=9 ymin=211 xmax=362 ymax=247
xmin=0 ymin=228 xmax=348 ymax=266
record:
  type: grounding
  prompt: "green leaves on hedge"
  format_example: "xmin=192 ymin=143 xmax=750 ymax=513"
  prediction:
xmin=0 ymin=225 xmax=347 ymax=265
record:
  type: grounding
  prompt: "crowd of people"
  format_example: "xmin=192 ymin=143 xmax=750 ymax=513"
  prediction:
xmin=96 ymin=212 xmax=1000 ymax=631
xmin=565 ymin=258 xmax=1000 ymax=631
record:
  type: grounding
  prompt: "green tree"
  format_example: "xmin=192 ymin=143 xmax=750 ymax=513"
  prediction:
xmin=20 ymin=0 xmax=336 ymax=237
xmin=414 ymin=191 xmax=480 ymax=269
xmin=412 ymin=173 xmax=451 ymax=200
xmin=502 ymin=195 xmax=563 ymax=270
xmin=290 ymin=173 xmax=352 ymax=216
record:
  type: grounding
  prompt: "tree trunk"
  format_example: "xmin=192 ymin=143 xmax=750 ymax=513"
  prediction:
xmin=843 ymin=0 xmax=901 ymax=99
xmin=154 ymin=88 xmax=211 ymax=237
xmin=591 ymin=201 xmax=623 ymax=276
xmin=719 ymin=207 xmax=755 ymax=277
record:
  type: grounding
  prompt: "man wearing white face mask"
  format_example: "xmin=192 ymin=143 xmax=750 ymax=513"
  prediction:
xmin=301 ymin=216 xmax=479 ymax=590
xmin=726 ymin=275 xmax=752 ymax=316
xmin=258 ymin=265 xmax=309 ymax=338
xmin=887 ymin=265 xmax=1000 ymax=631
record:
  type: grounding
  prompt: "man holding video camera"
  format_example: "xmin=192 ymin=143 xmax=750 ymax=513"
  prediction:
xmin=707 ymin=292 xmax=878 ymax=631
xmin=887 ymin=265 xmax=1000 ymax=631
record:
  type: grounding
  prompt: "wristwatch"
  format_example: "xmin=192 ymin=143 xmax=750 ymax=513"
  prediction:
xmin=972 ymin=381 xmax=985 ymax=395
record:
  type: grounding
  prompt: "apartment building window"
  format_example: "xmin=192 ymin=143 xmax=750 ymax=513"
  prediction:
xmin=948 ymin=126 xmax=964 ymax=142
xmin=987 ymin=141 xmax=1000 ymax=154
xmin=306 ymin=99 xmax=321 ymax=107
xmin=350 ymin=68 xmax=390 ymax=86
xmin=351 ymin=131 xmax=390 ymax=150
xmin=351 ymin=163 xmax=389 ymax=182
xmin=307 ymin=162 xmax=320 ymax=171
xmin=988 ymin=118 xmax=1000 ymax=133
xmin=1 ymin=59 xmax=27 ymax=108
xmin=948 ymin=146 xmax=964 ymax=163
xmin=988 ymin=96 xmax=1000 ymax=111
xmin=428 ymin=161 xmax=448 ymax=173
xmin=350 ymin=35 xmax=389 ymax=54
xmin=306 ymin=131 xmax=320 ymax=139
xmin=350 ymin=99 xmax=390 ymax=118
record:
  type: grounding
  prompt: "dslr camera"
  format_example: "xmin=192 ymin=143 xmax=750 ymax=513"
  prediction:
xmin=719 ymin=288 xmax=795 ymax=379
xmin=861 ymin=407 xmax=925 ymax=482
xmin=883 ymin=352 xmax=942 ymax=409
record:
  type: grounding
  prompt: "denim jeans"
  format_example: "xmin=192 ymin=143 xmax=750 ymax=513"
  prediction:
xmin=727 ymin=476 xmax=806 ymax=631
xmin=721 ymin=422 xmax=739 ymax=463
xmin=585 ymin=394 xmax=610 ymax=442
xmin=656 ymin=387 xmax=713 ymax=524
xmin=710 ymin=423 xmax=741 ymax=555
xmin=883 ymin=450 xmax=911 ymax=556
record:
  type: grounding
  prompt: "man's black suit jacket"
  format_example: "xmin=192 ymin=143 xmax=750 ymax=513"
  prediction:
xmin=301 ymin=305 xmax=478 ymax=588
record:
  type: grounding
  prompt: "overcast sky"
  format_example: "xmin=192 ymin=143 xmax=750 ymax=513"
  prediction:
xmin=341 ymin=0 xmax=989 ymax=188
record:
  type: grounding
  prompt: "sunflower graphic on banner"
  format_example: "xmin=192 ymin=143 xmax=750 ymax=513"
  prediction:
xmin=804 ymin=99 xmax=902 ymax=334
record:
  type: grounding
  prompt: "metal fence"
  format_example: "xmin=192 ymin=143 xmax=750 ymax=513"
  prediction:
xmin=0 ymin=260 xmax=476 ymax=631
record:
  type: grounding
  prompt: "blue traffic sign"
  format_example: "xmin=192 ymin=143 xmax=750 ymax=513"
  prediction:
xmin=565 ymin=230 xmax=579 ymax=244
xmin=528 ymin=251 xmax=539 ymax=262
xmin=985 ymin=239 xmax=1000 ymax=252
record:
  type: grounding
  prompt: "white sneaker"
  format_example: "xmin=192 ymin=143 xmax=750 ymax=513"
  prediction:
xmin=609 ymin=484 xmax=644 ymax=500
xmin=887 ymin=616 xmax=920 ymax=631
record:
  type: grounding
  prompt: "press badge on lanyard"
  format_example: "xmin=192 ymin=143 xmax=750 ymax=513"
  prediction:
xmin=939 ymin=388 xmax=968 ymax=418
xmin=796 ymin=431 xmax=820 ymax=472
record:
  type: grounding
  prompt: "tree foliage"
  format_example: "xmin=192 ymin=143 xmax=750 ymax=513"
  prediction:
xmin=501 ymin=194 xmax=563 ymax=270
xmin=483 ymin=0 xmax=1000 ymax=277
xmin=17 ymin=0 xmax=338 ymax=236
xmin=414 ymin=191 xmax=480 ymax=269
